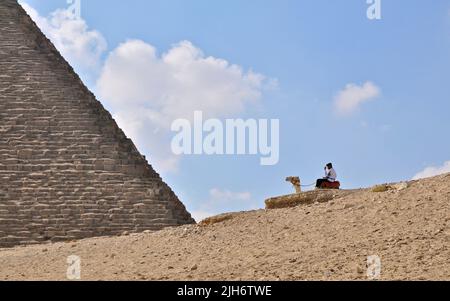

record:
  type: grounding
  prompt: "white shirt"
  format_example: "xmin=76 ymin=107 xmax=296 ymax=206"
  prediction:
xmin=325 ymin=168 xmax=337 ymax=182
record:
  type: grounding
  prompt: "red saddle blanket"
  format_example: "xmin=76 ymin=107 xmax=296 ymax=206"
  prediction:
xmin=320 ymin=181 xmax=341 ymax=189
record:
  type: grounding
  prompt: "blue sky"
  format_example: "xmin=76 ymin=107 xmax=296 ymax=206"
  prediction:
xmin=21 ymin=0 xmax=450 ymax=220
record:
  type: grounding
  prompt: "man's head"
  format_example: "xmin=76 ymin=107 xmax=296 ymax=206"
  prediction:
xmin=326 ymin=163 xmax=333 ymax=169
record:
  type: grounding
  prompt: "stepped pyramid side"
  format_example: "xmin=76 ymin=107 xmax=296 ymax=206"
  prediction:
xmin=0 ymin=0 xmax=195 ymax=248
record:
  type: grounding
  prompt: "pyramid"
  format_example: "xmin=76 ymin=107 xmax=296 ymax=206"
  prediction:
xmin=0 ymin=0 xmax=195 ymax=248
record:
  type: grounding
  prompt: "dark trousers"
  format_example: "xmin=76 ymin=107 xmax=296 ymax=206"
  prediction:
xmin=316 ymin=178 xmax=331 ymax=188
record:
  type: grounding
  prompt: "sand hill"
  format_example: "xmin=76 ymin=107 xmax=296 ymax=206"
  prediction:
xmin=0 ymin=173 xmax=448 ymax=281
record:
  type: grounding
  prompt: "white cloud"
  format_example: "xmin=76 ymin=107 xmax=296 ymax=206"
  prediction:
xmin=98 ymin=40 xmax=274 ymax=126
xmin=97 ymin=39 xmax=276 ymax=172
xmin=412 ymin=161 xmax=450 ymax=180
xmin=191 ymin=188 xmax=258 ymax=221
xmin=19 ymin=3 xmax=276 ymax=174
xmin=334 ymin=81 xmax=381 ymax=115
xmin=20 ymin=2 xmax=107 ymax=74
xmin=190 ymin=210 xmax=216 ymax=222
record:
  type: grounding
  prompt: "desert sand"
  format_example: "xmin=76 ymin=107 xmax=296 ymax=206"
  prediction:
xmin=0 ymin=173 xmax=448 ymax=281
